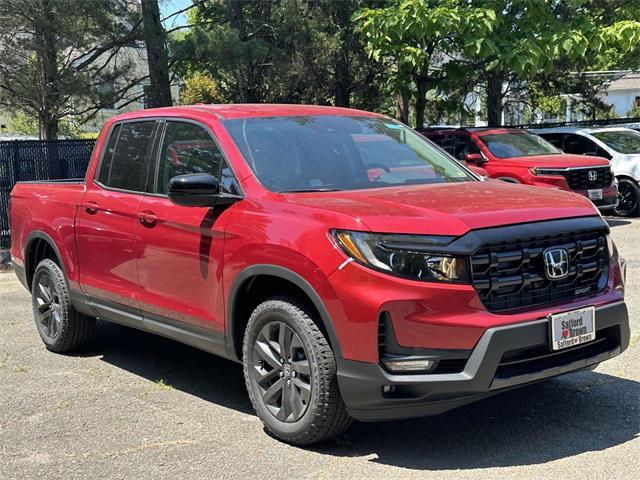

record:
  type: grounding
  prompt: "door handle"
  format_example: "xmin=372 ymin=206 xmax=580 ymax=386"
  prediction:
xmin=138 ymin=210 xmax=157 ymax=227
xmin=83 ymin=201 xmax=98 ymax=214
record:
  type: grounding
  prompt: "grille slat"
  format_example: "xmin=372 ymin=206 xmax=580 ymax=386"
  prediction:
xmin=551 ymin=167 xmax=613 ymax=190
xmin=471 ymin=228 xmax=609 ymax=312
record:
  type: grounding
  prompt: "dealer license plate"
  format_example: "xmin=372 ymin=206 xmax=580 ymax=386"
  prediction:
xmin=588 ymin=189 xmax=603 ymax=201
xmin=549 ymin=307 xmax=596 ymax=351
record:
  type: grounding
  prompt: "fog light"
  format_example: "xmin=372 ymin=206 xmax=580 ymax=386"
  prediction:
xmin=383 ymin=358 xmax=435 ymax=373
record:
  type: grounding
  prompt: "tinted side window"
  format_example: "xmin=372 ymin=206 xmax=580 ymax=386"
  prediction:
xmin=563 ymin=134 xmax=599 ymax=156
xmin=98 ymin=124 xmax=121 ymax=185
xmin=155 ymin=121 xmax=240 ymax=195
xmin=452 ymin=136 xmax=480 ymax=159
xmin=431 ymin=135 xmax=456 ymax=156
xmin=100 ymin=121 xmax=156 ymax=192
xmin=221 ymin=161 xmax=241 ymax=196
xmin=539 ymin=133 xmax=564 ymax=149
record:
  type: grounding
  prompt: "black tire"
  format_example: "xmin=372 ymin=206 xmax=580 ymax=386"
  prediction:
xmin=31 ymin=259 xmax=95 ymax=353
xmin=614 ymin=178 xmax=640 ymax=217
xmin=242 ymin=298 xmax=352 ymax=445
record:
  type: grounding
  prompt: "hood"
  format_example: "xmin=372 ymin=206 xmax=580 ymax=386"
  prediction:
xmin=497 ymin=153 xmax=610 ymax=168
xmin=282 ymin=181 xmax=599 ymax=236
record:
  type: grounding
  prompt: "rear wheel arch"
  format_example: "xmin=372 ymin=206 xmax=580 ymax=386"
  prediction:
xmin=24 ymin=231 xmax=65 ymax=291
xmin=226 ymin=265 xmax=342 ymax=362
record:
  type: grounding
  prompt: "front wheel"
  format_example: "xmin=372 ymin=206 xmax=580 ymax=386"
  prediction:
xmin=242 ymin=298 xmax=352 ymax=445
xmin=614 ymin=178 xmax=640 ymax=217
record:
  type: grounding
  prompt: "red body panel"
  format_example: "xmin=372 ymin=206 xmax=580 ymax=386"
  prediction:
xmin=9 ymin=105 xmax=625 ymax=365
xmin=135 ymin=196 xmax=231 ymax=331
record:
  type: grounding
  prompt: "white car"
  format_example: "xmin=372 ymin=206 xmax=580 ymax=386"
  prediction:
xmin=533 ymin=126 xmax=640 ymax=217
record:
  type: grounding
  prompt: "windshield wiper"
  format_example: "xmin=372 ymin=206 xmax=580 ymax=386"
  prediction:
xmin=278 ymin=187 xmax=341 ymax=193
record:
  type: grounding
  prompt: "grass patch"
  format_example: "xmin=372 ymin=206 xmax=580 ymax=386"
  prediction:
xmin=156 ymin=379 xmax=173 ymax=391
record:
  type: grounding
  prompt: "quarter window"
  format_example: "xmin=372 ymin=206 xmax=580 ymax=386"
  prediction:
xmin=98 ymin=121 xmax=156 ymax=192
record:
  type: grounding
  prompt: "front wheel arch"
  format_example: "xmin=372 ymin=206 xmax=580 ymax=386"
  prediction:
xmin=227 ymin=265 xmax=342 ymax=362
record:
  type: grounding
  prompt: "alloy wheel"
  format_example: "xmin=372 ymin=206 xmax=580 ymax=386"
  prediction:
xmin=250 ymin=321 xmax=312 ymax=423
xmin=34 ymin=274 xmax=62 ymax=339
xmin=616 ymin=181 xmax=638 ymax=216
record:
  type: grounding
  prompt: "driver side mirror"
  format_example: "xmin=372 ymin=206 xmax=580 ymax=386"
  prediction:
xmin=168 ymin=173 xmax=221 ymax=207
xmin=464 ymin=153 xmax=486 ymax=166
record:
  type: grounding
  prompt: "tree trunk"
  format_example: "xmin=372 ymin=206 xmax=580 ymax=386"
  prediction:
xmin=40 ymin=114 xmax=59 ymax=141
xmin=334 ymin=55 xmax=351 ymax=108
xmin=141 ymin=0 xmax=173 ymax=108
xmin=486 ymin=69 xmax=503 ymax=127
xmin=34 ymin=0 xmax=59 ymax=140
xmin=414 ymin=75 xmax=428 ymax=129
xmin=395 ymin=88 xmax=409 ymax=125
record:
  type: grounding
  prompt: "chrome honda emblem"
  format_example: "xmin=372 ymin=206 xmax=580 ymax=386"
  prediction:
xmin=588 ymin=170 xmax=597 ymax=182
xmin=544 ymin=248 xmax=569 ymax=280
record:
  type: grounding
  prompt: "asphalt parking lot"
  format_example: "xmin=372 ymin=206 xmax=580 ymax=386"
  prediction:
xmin=0 ymin=217 xmax=639 ymax=480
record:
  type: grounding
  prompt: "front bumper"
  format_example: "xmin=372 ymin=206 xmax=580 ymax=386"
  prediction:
xmin=337 ymin=301 xmax=629 ymax=421
xmin=573 ymin=186 xmax=618 ymax=212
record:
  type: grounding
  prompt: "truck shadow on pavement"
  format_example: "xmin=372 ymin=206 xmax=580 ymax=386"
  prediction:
xmin=319 ymin=371 xmax=640 ymax=470
xmin=87 ymin=320 xmax=639 ymax=470
xmin=84 ymin=320 xmax=253 ymax=415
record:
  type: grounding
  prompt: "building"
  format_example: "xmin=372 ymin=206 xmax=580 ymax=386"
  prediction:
xmin=604 ymin=73 xmax=640 ymax=117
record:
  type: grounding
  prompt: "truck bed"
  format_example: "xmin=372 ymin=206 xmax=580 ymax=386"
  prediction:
xmin=9 ymin=181 xmax=87 ymax=288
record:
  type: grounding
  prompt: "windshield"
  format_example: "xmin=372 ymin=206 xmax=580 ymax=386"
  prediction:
xmin=222 ymin=115 xmax=475 ymax=192
xmin=591 ymin=130 xmax=640 ymax=154
xmin=478 ymin=131 xmax=559 ymax=158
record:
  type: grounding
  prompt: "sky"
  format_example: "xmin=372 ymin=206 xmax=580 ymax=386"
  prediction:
xmin=160 ymin=0 xmax=191 ymax=29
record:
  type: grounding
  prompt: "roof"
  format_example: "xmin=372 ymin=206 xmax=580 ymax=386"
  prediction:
xmin=111 ymin=104 xmax=382 ymax=122
xmin=607 ymin=73 xmax=640 ymax=92
xmin=420 ymin=127 xmax=524 ymax=136
xmin=531 ymin=126 xmax=639 ymax=134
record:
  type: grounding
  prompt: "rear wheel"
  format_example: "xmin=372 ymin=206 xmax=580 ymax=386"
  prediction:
xmin=242 ymin=298 xmax=352 ymax=445
xmin=614 ymin=178 xmax=640 ymax=217
xmin=32 ymin=259 xmax=95 ymax=353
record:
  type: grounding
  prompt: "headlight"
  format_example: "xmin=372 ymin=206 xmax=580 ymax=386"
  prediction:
xmin=332 ymin=230 xmax=469 ymax=283
xmin=529 ymin=167 xmax=564 ymax=176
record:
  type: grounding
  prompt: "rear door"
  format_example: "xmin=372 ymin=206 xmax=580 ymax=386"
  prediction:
xmin=75 ymin=120 xmax=158 ymax=317
xmin=134 ymin=119 xmax=241 ymax=333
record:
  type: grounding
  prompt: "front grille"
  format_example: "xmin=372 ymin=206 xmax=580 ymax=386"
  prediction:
xmin=495 ymin=326 xmax=618 ymax=378
xmin=554 ymin=167 xmax=613 ymax=190
xmin=471 ymin=228 xmax=609 ymax=312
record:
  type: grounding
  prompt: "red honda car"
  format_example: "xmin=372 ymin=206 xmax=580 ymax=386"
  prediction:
xmin=420 ymin=128 xmax=618 ymax=212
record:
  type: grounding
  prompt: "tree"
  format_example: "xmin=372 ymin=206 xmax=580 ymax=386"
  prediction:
xmin=357 ymin=0 xmax=640 ymax=127
xmin=172 ymin=0 xmax=388 ymax=110
xmin=356 ymin=0 xmax=496 ymax=127
xmin=459 ymin=1 xmax=640 ymax=126
xmin=179 ymin=72 xmax=221 ymax=104
xmin=141 ymin=0 xmax=173 ymax=108
xmin=0 ymin=0 xmax=145 ymax=139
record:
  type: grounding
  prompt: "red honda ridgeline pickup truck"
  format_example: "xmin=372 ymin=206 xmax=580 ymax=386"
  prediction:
xmin=10 ymin=105 xmax=630 ymax=445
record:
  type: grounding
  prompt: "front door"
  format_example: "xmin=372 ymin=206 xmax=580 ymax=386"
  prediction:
xmin=135 ymin=120 xmax=241 ymax=333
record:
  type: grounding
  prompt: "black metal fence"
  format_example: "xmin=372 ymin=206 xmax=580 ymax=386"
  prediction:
xmin=0 ymin=139 xmax=96 ymax=247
